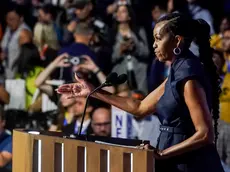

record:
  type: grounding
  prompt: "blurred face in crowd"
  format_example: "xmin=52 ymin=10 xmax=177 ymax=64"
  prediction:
xmin=75 ymin=3 xmax=93 ymax=21
xmin=220 ymin=17 xmax=230 ymax=34
xmin=60 ymin=94 xmax=76 ymax=108
xmin=91 ymin=108 xmax=111 ymax=137
xmin=6 ymin=11 xmax=22 ymax=31
xmin=116 ymin=5 xmax=130 ymax=23
xmin=167 ymin=0 xmax=174 ymax=13
xmin=73 ymin=97 xmax=93 ymax=117
xmin=222 ymin=30 xmax=230 ymax=53
xmin=38 ymin=9 xmax=52 ymax=23
xmin=153 ymin=21 xmax=177 ymax=62
xmin=212 ymin=52 xmax=225 ymax=74
xmin=152 ymin=6 xmax=162 ymax=22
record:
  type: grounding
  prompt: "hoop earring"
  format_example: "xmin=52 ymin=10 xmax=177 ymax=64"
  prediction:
xmin=173 ymin=47 xmax=181 ymax=56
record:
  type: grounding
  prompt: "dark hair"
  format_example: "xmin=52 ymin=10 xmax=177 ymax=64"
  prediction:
xmin=157 ymin=13 xmax=221 ymax=144
xmin=74 ymin=23 xmax=94 ymax=35
xmin=13 ymin=43 xmax=42 ymax=78
xmin=152 ymin=0 xmax=168 ymax=11
xmin=169 ymin=0 xmax=191 ymax=18
xmin=40 ymin=4 xmax=57 ymax=20
xmin=7 ymin=3 xmax=24 ymax=18
xmin=113 ymin=5 xmax=143 ymax=43
xmin=0 ymin=106 xmax=5 ymax=121
xmin=213 ymin=49 xmax=225 ymax=63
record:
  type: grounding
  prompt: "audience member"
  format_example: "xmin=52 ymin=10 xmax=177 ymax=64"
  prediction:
xmin=167 ymin=0 xmax=191 ymax=17
xmin=111 ymin=4 xmax=149 ymax=93
xmin=151 ymin=0 xmax=168 ymax=28
xmin=212 ymin=49 xmax=225 ymax=77
xmin=59 ymin=23 xmax=98 ymax=82
xmin=73 ymin=55 xmax=115 ymax=93
xmin=13 ymin=43 xmax=43 ymax=111
xmin=34 ymin=4 xmax=61 ymax=53
xmin=187 ymin=0 xmax=215 ymax=35
xmin=62 ymin=96 xmax=93 ymax=135
xmin=0 ymin=107 xmax=12 ymax=172
xmin=211 ymin=16 xmax=230 ymax=51
xmin=49 ymin=94 xmax=77 ymax=131
xmin=91 ymin=106 xmax=111 ymax=137
xmin=1 ymin=4 xmax=31 ymax=79
xmin=35 ymin=53 xmax=70 ymax=102
xmin=217 ymin=28 xmax=230 ymax=171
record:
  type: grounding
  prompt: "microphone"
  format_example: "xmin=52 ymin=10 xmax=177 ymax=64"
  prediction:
xmin=77 ymin=72 xmax=127 ymax=136
xmin=102 ymin=72 xmax=118 ymax=87
xmin=116 ymin=74 xmax=127 ymax=85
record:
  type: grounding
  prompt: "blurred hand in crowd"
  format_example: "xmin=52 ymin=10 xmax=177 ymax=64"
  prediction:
xmin=67 ymin=20 xmax=77 ymax=33
xmin=52 ymin=53 xmax=71 ymax=68
xmin=73 ymin=55 xmax=99 ymax=74
xmin=119 ymin=38 xmax=135 ymax=55
xmin=107 ymin=3 xmax=118 ymax=15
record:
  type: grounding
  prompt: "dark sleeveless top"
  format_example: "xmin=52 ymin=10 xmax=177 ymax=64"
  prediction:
xmin=155 ymin=51 xmax=224 ymax=172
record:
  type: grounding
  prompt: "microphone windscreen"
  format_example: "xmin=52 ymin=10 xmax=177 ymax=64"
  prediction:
xmin=105 ymin=72 xmax=118 ymax=83
xmin=116 ymin=74 xmax=127 ymax=85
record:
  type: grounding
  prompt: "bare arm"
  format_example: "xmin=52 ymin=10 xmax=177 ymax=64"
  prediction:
xmin=0 ymin=151 xmax=12 ymax=167
xmin=0 ymin=85 xmax=9 ymax=104
xmin=160 ymin=80 xmax=214 ymax=158
xmin=92 ymin=79 xmax=166 ymax=117
xmin=35 ymin=54 xmax=70 ymax=96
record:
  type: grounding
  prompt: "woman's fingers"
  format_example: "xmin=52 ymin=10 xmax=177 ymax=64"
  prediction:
xmin=56 ymin=84 xmax=72 ymax=94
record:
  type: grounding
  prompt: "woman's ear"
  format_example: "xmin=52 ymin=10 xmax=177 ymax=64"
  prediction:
xmin=175 ymin=35 xmax=184 ymax=48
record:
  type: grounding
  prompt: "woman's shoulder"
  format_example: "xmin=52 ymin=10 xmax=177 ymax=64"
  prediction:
xmin=172 ymin=52 xmax=204 ymax=81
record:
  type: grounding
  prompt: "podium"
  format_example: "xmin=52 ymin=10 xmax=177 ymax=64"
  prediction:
xmin=13 ymin=130 xmax=155 ymax=172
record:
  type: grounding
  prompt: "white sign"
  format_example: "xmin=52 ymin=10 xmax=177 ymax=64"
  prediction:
xmin=111 ymin=106 xmax=133 ymax=139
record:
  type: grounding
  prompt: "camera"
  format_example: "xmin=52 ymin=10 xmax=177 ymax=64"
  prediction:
xmin=91 ymin=19 xmax=110 ymax=44
xmin=64 ymin=55 xmax=86 ymax=65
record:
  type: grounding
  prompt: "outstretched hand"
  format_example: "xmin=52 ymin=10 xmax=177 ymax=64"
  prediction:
xmin=56 ymin=73 xmax=94 ymax=99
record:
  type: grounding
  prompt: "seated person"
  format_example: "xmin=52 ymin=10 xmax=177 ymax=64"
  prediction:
xmin=62 ymin=96 xmax=93 ymax=136
xmin=0 ymin=107 xmax=12 ymax=172
xmin=91 ymin=106 xmax=111 ymax=137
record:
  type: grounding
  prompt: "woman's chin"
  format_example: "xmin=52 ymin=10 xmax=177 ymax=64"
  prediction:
xmin=157 ymin=57 xmax=165 ymax=62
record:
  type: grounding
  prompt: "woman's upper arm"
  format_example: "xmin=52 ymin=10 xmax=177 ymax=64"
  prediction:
xmin=183 ymin=80 xmax=213 ymax=141
xmin=138 ymin=79 xmax=166 ymax=116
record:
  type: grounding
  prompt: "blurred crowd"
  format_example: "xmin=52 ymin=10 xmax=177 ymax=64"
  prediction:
xmin=0 ymin=0 xmax=229 ymax=171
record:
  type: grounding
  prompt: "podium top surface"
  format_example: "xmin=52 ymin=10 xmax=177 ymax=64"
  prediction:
xmin=13 ymin=129 xmax=150 ymax=148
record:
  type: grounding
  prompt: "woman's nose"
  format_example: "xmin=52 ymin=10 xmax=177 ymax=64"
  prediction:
xmin=153 ymin=42 xmax=157 ymax=49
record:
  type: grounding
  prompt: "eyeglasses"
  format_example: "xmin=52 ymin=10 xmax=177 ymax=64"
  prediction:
xmin=92 ymin=121 xmax=111 ymax=127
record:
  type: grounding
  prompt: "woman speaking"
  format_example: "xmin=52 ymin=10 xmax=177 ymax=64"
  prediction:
xmin=57 ymin=13 xmax=224 ymax=171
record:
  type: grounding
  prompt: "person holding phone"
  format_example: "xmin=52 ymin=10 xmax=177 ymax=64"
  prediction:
xmin=111 ymin=3 xmax=149 ymax=94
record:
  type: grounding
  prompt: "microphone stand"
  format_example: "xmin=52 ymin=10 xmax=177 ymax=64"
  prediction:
xmin=77 ymin=82 xmax=110 ymax=136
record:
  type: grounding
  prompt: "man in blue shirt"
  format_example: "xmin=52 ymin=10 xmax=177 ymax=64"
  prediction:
xmin=58 ymin=23 xmax=98 ymax=82
xmin=0 ymin=106 xmax=12 ymax=172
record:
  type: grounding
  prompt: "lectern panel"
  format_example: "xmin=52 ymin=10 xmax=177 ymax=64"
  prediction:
xmin=41 ymin=137 xmax=55 ymax=172
xmin=87 ymin=144 xmax=100 ymax=172
xmin=64 ymin=139 xmax=78 ymax=172
xmin=110 ymin=147 xmax=124 ymax=172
